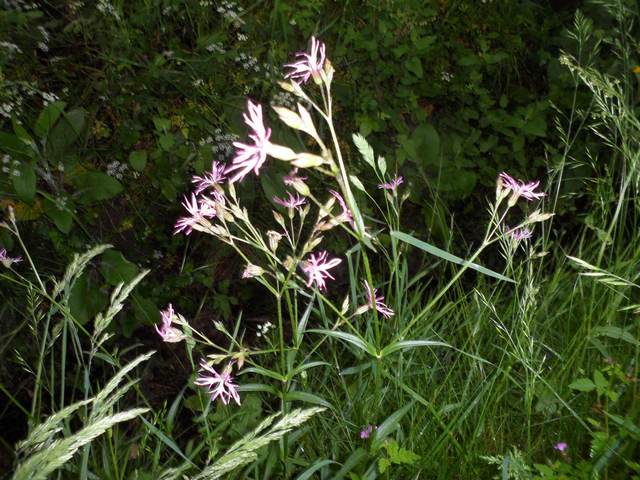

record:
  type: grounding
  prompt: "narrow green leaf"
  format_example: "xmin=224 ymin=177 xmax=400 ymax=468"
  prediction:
xmin=391 ymin=230 xmax=515 ymax=283
xmin=241 ymin=366 xmax=286 ymax=382
xmin=373 ymin=402 xmax=414 ymax=447
xmin=380 ymin=339 xmax=450 ymax=357
xmin=309 ymin=329 xmax=376 ymax=356
xmin=296 ymin=459 xmax=336 ymax=480
xmin=284 ymin=391 xmax=332 ymax=409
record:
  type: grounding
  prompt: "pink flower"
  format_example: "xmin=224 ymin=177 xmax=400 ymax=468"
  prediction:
xmin=499 ymin=172 xmax=545 ymax=201
xmin=192 ymin=161 xmax=226 ymax=194
xmin=302 ymin=251 xmax=342 ymax=291
xmin=284 ymin=36 xmax=326 ymax=84
xmin=507 ymin=226 xmax=533 ymax=242
xmin=283 ymin=167 xmax=307 ymax=186
xmin=554 ymin=442 xmax=568 ymax=453
xmin=155 ymin=304 xmax=186 ymax=343
xmin=273 ymin=192 xmax=307 ymax=209
xmin=194 ymin=359 xmax=241 ymax=405
xmin=226 ymin=100 xmax=272 ymax=183
xmin=360 ymin=424 xmax=376 ymax=439
xmin=174 ymin=193 xmax=217 ymax=235
xmin=377 ymin=175 xmax=404 ymax=191
xmin=363 ymin=280 xmax=394 ymax=318
xmin=329 ymin=190 xmax=353 ymax=226
xmin=0 ymin=248 xmax=22 ymax=268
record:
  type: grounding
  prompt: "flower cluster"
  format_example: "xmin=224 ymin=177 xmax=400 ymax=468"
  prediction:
xmin=363 ymin=281 xmax=394 ymax=318
xmin=302 ymin=251 xmax=342 ymax=291
xmin=0 ymin=248 xmax=22 ymax=268
xmin=285 ymin=36 xmax=326 ymax=84
xmin=154 ymin=304 xmax=186 ymax=343
xmin=194 ymin=360 xmax=241 ymax=405
xmin=499 ymin=172 xmax=545 ymax=203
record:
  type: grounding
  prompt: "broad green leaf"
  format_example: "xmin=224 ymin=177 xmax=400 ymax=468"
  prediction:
xmin=131 ymin=294 xmax=160 ymax=325
xmin=49 ymin=108 xmax=86 ymax=152
xmin=592 ymin=326 xmax=639 ymax=346
xmin=405 ymin=57 xmax=423 ymax=78
xmin=569 ymin=378 xmax=596 ymax=392
xmin=73 ymin=171 xmax=123 ymax=204
xmin=391 ymin=230 xmax=514 ymax=283
xmin=412 ymin=123 xmax=440 ymax=167
xmin=0 ymin=132 xmax=32 ymax=157
xmin=13 ymin=162 xmax=37 ymax=203
xmin=100 ymin=250 xmax=139 ymax=286
xmin=35 ymin=101 xmax=66 ymax=138
xmin=129 ymin=150 xmax=148 ymax=171
xmin=159 ymin=134 xmax=175 ymax=151
xmin=43 ymin=197 xmax=73 ymax=233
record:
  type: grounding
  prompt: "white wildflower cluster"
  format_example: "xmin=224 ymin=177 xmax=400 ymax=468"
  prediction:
xmin=0 ymin=41 xmax=22 ymax=57
xmin=37 ymin=25 xmax=49 ymax=53
xmin=236 ymin=32 xmax=248 ymax=42
xmin=216 ymin=1 xmax=245 ymax=27
xmin=106 ymin=160 xmax=128 ymax=180
xmin=256 ymin=321 xmax=273 ymax=338
xmin=2 ymin=0 xmax=37 ymax=11
xmin=234 ymin=52 xmax=260 ymax=72
xmin=152 ymin=250 xmax=164 ymax=260
xmin=97 ymin=0 xmax=121 ymax=21
xmin=0 ymin=80 xmax=40 ymax=119
xmin=198 ymin=128 xmax=239 ymax=160
xmin=69 ymin=1 xmax=85 ymax=13
xmin=441 ymin=71 xmax=453 ymax=82
xmin=270 ymin=91 xmax=297 ymax=109
xmin=41 ymin=91 xmax=59 ymax=106
xmin=1 ymin=155 xmax=21 ymax=178
xmin=193 ymin=78 xmax=205 ymax=87
xmin=206 ymin=42 xmax=226 ymax=54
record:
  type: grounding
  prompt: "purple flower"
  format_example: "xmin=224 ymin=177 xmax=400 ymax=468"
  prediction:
xmin=377 ymin=175 xmax=404 ymax=191
xmin=499 ymin=172 xmax=545 ymax=202
xmin=174 ymin=193 xmax=217 ymax=235
xmin=302 ymin=251 xmax=342 ymax=291
xmin=273 ymin=192 xmax=307 ymax=209
xmin=283 ymin=167 xmax=307 ymax=187
xmin=363 ymin=280 xmax=394 ymax=318
xmin=329 ymin=190 xmax=354 ymax=226
xmin=155 ymin=304 xmax=186 ymax=343
xmin=0 ymin=248 xmax=22 ymax=268
xmin=192 ymin=161 xmax=226 ymax=194
xmin=554 ymin=442 xmax=568 ymax=453
xmin=226 ymin=100 xmax=272 ymax=183
xmin=284 ymin=36 xmax=326 ymax=84
xmin=194 ymin=359 xmax=241 ymax=406
xmin=506 ymin=226 xmax=533 ymax=242
xmin=360 ymin=424 xmax=376 ymax=439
